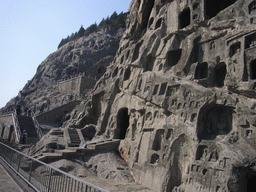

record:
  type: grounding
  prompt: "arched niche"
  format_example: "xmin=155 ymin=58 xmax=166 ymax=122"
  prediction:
xmin=197 ymin=104 xmax=233 ymax=140
xmin=167 ymin=49 xmax=182 ymax=67
xmin=195 ymin=145 xmax=208 ymax=160
xmin=229 ymin=42 xmax=241 ymax=57
xmin=195 ymin=62 xmax=208 ymax=79
xmin=215 ymin=62 xmax=227 ymax=87
xmin=179 ymin=8 xmax=191 ymax=29
xmin=112 ymin=67 xmax=118 ymax=78
xmin=116 ymin=108 xmax=130 ymax=139
xmin=124 ymin=68 xmax=131 ymax=81
xmin=164 ymin=134 xmax=192 ymax=191
xmin=249 ymin=1 xmax=256 ymax=14
xmin=152 ymin=129 xmax=164 ymax=151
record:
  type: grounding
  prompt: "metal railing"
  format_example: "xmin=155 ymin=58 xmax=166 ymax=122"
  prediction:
xmin=0 ymin=142 xmax=108 ymax=192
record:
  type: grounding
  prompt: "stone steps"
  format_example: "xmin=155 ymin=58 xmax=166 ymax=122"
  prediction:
xmin=67 ymin=128 xmax=81 ymax=146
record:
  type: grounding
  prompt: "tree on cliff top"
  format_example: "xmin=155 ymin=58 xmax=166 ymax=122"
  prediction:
xmin=57 ymin=11 xmax=127 ymax=49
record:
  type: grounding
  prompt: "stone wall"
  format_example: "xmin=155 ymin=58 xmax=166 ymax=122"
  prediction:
xmin=36 ymin=100 xmax=80 ymax=126
xmin=58 ymin=75 xmax=96 ymax=95
xmin=0 ymin=114 xmax=14 ymax=141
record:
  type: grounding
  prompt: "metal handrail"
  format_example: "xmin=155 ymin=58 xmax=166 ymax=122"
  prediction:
xmin=0 ymin=142 xmax=108 ymax=192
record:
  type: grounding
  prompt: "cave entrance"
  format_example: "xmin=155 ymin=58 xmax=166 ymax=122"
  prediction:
xmin=197 ymin=104 xmax=233 ymax=140
xmin=167 ymin=49 xmax=182 ymax=67
xmin=250 ymin=59 xmax=256 ymax=80
xmin=179 ymin=8 xmax=191 ymax=29
xmin=205 ymin=0 xmax=237 ymax=19
xmin=116 ymin=108 xmax=129 ymax=139
xmin=215 ymin=63 xmax=227 ymax=87
xmin=195 ymin=62 xmax=208 ymax=79
xmin=246 ymin=172 xmax=256 ymax=192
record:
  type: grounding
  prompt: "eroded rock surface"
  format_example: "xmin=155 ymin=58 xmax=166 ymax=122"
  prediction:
xmin=62 ymin=0 xmax=256 ymax=191
xmin=1 ymin=27 xmax=125 ymax=119
xmin=3 ymin=0 xmax=256 ymax=191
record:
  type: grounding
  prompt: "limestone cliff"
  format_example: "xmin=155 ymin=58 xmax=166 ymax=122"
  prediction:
xmin=2 ymin=0 xmax=256 ymax=191
xmin=1 ymin=27 xmax=125 ymax=120
xmin=62 ymin=0 xmax=256 ymax=191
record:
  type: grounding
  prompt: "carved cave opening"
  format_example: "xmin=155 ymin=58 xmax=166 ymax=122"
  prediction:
xmin=153 ymin=84 xmax=159 ymax=95
xmin=155 ymin=18 xmax=162 ymax=30
xmin=166 ymin=135 xmax=191 ymax=192
xmin=205 ymin=0 xmax=237 ymax=19
xmin=92 ymin=92 xmax=105 ymax=124
xmin=116 ymin=108 xmax=129 ymax=140
xmin=166 ymin=129 xmax=173 ymax=140
xmin=148 ymin=17 xmax=154 ymax=28
xmin=126 ymin=50 xmax=130 ymax=60
xmin=228 ymin=168 xmax=256 ymax=192
xmin=152 ymin=129 xmax=164 ymax=151
xmin=150 ymin=154 xmax=159 ymax=164
xmin=132 ymin=41 xmax=143 ymax=62
xmin=229 ymin=42 xmax=241 ymax=57
xmin=144 ymin=55 xmax=155 ymax=72
xmin=250 ymin=59 xmax=256 ymax=80
xmin=120 ymin=55 xmax=124 ymax=64
xmin=245 ymin=32 xmax=256 ymax=49
xmin=159 ymin=82 xmax=168 ymax=95
xmin=141 ymin=0 xmax=155 ymax=30
xmin=167 ymin=49 xmax=182 ymax=67
xmin=195 ymin=62 xmax=208 ymax=79
xmin=197 ymin=105 xmax=233 ymax=140
xmin=193 ymin=3 xmax=200 ymax=10
xmin=179 ymin=8 xmax=191 ymax=29
xmin=124 ymin=68 xmax=131 ymax=81
xmin=215 ymin=62 xmax=227 ymax=87
xmin=249 ymin=1 xmax=256 ymax=14
xmin=112 ymin=67 xmax=118 ymax=78
xmin=246 ymin=172 xmax=256 ymax=192
xmin=196 ymin=145 xmax=208 ymax=160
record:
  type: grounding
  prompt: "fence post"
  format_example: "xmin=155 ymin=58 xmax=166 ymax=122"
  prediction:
xmin=17 ymin=154 xmax=21 ymax=172
xmin=3 ymin=146 xmax=6 ymax=159
xmin=47 ymin=168 xmax=53 ymax=192
xmin=28 ymin=160 xmax=33 ymax=182
xmin=0 ymin=143 xmax=2 ymax=155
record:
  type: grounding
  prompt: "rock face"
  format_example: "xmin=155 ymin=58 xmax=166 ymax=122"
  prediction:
xmin=1 ymin=27 xmax=125 ymax=118
xmin=62 ymin=0 xmax=256 ymax=191
xmin=3 ymin=0 xmax=256 ymax=191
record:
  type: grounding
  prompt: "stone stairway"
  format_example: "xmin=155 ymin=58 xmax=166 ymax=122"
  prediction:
xmin=67 ymin=128 xmax=81 ymax=147
xmin=17 ymin=115 xmax=38 ymax=143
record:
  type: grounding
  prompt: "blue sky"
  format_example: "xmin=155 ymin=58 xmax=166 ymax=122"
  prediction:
xmin=0 ymin=0 xmax=131 ymax=108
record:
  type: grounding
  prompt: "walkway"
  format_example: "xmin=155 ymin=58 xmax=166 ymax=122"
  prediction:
xmin=0 ymin=164 xmax=22 ymax=192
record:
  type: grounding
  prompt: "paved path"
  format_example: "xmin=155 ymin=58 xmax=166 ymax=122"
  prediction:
xmin=0 ymin=164 xmax=22 ymax=192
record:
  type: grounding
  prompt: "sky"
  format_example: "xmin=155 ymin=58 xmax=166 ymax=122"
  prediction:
xmin=0 ymin=0 xmax=131 ymax=108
